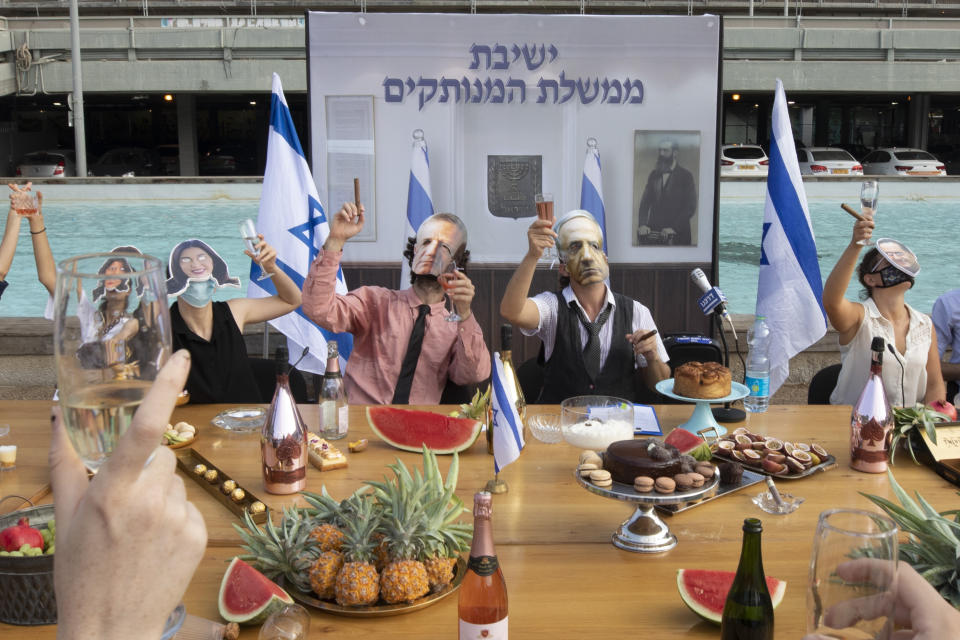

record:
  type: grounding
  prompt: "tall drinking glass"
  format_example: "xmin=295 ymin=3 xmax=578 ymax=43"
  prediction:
xmin=858 ymin=181 xmax=879 ymax=246
xmin=535 ymin=193 xmax=556 ymax=262
xmin=53 ymin=252 xmax=172 ymax=473
xmin=434 ymin=246 xmax=463 ymax=323
xmin=240 ymin=218 xmax=273 ymax=280
xmin=807 ymin=508 xmax=898 ymax=640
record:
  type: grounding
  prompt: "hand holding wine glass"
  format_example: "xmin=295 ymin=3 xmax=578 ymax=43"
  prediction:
xmin=8 ymin=182 xmax=40 ymax=216
xmin=535 ymin=193 xmax=556 ymax=261
xmin=438 ymin=252 xmax=468 ymax=323
xmin=240 ymin=219 xmax=273 ymax=281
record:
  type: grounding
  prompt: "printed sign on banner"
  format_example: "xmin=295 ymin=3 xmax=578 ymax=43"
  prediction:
xmin=307 ymin=13 xmax=721 ymax=265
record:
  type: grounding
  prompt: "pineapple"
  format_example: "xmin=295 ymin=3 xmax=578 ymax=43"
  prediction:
xmin=451 ymin=385 xmax=490 ymax=420
xmin=233 ymin=507 xmax=319 ymax=593
xmin=334 ymin=494 xmax=382 ymax=606
xmin=302 ymin=487 xmax=348 ymax=552
xmin=308 ymin=550 xmax=343 ymax=599
xmin=419 ymin=449 xmax=472 ymax=589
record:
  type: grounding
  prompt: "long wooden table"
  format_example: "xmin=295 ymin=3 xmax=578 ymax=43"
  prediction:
xmin=2 ymin=401 xmax=957 ymax=638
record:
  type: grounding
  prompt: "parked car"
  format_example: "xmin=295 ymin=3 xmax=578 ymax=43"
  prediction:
xmin=719 ymin=144 xmax=769 ymax=176
xmin=796 ymin=147 xmax=863 ymax=176
xmin=199 ymin=145 xmax=257 ymax=176
xmin=16 ymin=150 xmax=76 ymax=178
xmin=860 ymin=148 xmax=946 ymax=177
xmin=88 ymin=147 xmax=160 ymax=177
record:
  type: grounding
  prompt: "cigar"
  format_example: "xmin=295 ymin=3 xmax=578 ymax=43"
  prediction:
xmin=841 ymin=203 xmax=865 ymax=222
xmin=638 ymin=329 xmax=658 ymax=341
xmin=353 ymin=178 xmax=360 ymax=209
xmin=765 ymin=476 xmax=785 ymax=508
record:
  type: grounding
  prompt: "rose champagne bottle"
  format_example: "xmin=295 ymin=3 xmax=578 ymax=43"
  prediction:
xmin=261 ymin=346 xmax=308 ymax=494
xmin=850 ymin=337 xmax=893 ymax=473
xmin=458 ymin=492 xmax=508 ymax=639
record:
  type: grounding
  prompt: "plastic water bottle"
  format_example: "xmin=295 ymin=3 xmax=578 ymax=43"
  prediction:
xmin=744 ymin=316 xmax=771 ymax=413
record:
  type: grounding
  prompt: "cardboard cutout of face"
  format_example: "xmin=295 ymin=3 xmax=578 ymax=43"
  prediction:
xmin=411 ymin=217 xmax=465 ymax=277
xmin=557 ymin=214 xmax=608 ymax=286
xmin=166 ymin=239 xmax=240 ymax=297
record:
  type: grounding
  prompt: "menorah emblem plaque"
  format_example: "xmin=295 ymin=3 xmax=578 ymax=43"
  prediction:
xmin=487 ymin=155 xmax=542 ymax=219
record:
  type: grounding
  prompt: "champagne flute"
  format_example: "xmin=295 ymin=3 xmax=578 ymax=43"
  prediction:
xmin=535 ymin=193 xmax=556 ymax=262
xmin=53 ymin=252 xmax=172 ymax=473
xmin=439 ymin=252 xmax=464 ymax=323
xmin=858 ymin=181 xmax=879 ymax=246
xmin=240 ymin=218 xmax=273 ymax=280
xmin=807 ymin=508 xmax=898 ymax=640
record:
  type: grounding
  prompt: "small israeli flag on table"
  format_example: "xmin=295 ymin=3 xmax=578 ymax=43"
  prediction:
xmin=248 ymin=73 xmax=353 ymax=374
xmin=756 ymin=79 xmax=826 ymax=394
xmin=491 ymin=353 xmax=525 ymax=473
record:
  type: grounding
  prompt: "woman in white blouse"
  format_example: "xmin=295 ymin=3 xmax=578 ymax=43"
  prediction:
xmin=823 ymin=211 xmax=945 ymax=407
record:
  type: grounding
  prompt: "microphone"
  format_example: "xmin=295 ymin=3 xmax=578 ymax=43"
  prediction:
xmin=886 ymin=343 xmax=906 ymax=408
xmin=690 ymin=268 xmax=731 ymax=321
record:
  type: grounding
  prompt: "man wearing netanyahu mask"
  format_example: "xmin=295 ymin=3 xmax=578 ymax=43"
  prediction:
xmin=501 ymin=210 xmax=670 ymax=402
xmin=302 ymin=204 xmax=491 ymax=405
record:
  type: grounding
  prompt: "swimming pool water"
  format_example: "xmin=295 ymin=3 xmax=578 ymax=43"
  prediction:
xmin=1 ymin=196 xmax=957 ymax=319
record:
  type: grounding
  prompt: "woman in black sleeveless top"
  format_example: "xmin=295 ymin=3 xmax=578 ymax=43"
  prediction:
xmin=166 ymin=237 xmax=301 ymax=403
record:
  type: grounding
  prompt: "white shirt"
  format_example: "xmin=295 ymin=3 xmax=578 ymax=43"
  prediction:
xmin=44 ymin=292 xmax=133 ymax=343
xmin=520 ymin=285 xmax=668 ymax=369
xmin=932 ymin=288 xmax=960 ymax=363
xmin=830 ymin=298 xmax=932 ymax=407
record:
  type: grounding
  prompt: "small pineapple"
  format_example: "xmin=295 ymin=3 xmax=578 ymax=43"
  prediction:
xmin=308 ymin=550 xmax=343 ymax=599
xmin=233 ymin=507 xmax=319 ymax=594
xmin=302 ymin=486 xmax=348 ymax=552
xmin=420 ymin=449 xmax=472 ymax=589
xmin=372 ymin=532 xmax=391 ymax=571
xmin=334 ymin=494 xmax=382 ymax=606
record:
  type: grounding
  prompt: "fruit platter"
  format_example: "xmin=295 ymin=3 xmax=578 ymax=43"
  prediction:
xmin=711 ymin=427 xmax=836 ymax=479
xmin=232 ymin=447 xmax=471 ymax=617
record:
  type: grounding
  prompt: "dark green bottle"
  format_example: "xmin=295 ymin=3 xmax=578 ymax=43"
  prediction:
xmin=721 ymin=518 xmax=774 ymax=640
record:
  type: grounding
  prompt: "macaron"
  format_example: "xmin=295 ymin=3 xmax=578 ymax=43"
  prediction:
xmin=689 ymin=472 xmax=705 ymax=487
xmin=633 ymin=476 xmax=654 ymax=493
xmin=579 ymin=450 xmax=599 ymax=464
xmin=589 ymin=469 xmax=611 ymax=484
xmin=654 ymin=476 xmax=676 ymax=493
xmin=674 ymin=473 xmax=694 ymax=491
xmin=695 ymin=463 xmax=715 ymax=479
xmin=578 ymin=462 xmax=599 ymax=477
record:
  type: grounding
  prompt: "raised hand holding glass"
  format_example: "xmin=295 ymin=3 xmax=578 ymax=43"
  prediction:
xmin=240 ymin=218 xmax=273 ymax=280
xmin=858 ymin=181 xmax=879 ymax=246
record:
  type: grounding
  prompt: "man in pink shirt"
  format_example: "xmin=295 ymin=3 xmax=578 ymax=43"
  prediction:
xmin=301 ymin=202 xmax=491 ymax=404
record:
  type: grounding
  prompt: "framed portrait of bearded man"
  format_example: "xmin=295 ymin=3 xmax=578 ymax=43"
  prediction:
xmin=632 ymin=130 xmax=701 ymax=248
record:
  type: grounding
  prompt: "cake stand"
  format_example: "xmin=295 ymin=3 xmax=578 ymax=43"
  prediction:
xmin=575 ymin=470 xmax=720 ymax=553
xmin=655 ymin=379 xmax=749 ymax=438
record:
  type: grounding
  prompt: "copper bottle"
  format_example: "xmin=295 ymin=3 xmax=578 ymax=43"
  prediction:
xmin=261 ymin=346 xmax=308 ymax=494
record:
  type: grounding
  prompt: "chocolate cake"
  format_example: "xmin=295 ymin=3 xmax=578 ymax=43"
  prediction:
xmin=603 ymin=439 xmax=681 ymax=484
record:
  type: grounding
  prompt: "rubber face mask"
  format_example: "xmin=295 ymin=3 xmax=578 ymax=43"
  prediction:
xmin=179 ymin=278 xmax=217 ymax=307
xmin=557 ymin=215 xmax=608 ymax=286
xmin=410 ymin=218 xmax=464 ymax=277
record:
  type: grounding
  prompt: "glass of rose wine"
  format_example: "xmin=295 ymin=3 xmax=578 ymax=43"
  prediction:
xmin=11 ymin=189 xmax=39 ymax=216
xmin=53 ymin=252 xmax=172 ymax=473
xmin=858 ymin=180 xmax=879 ymax=246
xmin=535 ymin=193 xmax=556 ymax=261
xmin=240 ymin=218 xmax=273 ymax=280
xmin=437 ymin=248 xmax=463 ymax=323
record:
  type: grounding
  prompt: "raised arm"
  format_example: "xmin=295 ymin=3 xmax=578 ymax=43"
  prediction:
xmin=931 ymin=295 xmax=960 ymax=381
xmin=0 ymin=206 xmax=21 ymax=284
xmin=25 ymin=189 xmax=56 ymax=296
xmin=823 ymin=214 xmax=874 ymax=343
xmin=227 ymin=235 xmax=301 ymax=331
xmin=500 ymin=218 xmax=555 ymax=330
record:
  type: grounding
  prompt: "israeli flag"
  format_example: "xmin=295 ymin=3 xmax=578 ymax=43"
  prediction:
xmin=491 ymin=353 xmax=525 ymax=473
xmin=757 ymin=79 xmax=826 ymax=394
xmin=399 ymin=131 xmax=434 ymax=289
xmin=580 ymin=139 xmax=607 ymax=251
xmin=248 ymin=73 xmax=353 ymax=375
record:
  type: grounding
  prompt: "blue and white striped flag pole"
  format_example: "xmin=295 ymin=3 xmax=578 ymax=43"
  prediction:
xmin=580 ymin=137 xmax=607 ymax=252
xmin=247 ymin=73 xmax=353 ymax=375
xmin=491 ymin=353 xmax=525 ymax=474
xmin=399 ymin=129 xmax=434 ymax=289
xmin=756 ymin=79 xmax=826 ymax=394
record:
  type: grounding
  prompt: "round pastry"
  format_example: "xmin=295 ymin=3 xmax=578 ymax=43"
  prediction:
xmin=689 ymin=472 xmax=705 ymax=487
xmin=578 ymin=462 xmax=599 ymax=478
xmin=603 ymin=439 xmax=681 ymax=484
xmin=674 ymin=473 xmax=694 ymax=491
xmin=673 ymin=361 xmax=733 ymax=399
xmin=654 ymin=476 xmax=676 ymax=493
xmin=718 ymin=460 xmax=744 ymax=484
xmin=579 ymin=450 xmax=599 ymax=464
xmin=695 ymin=463 xmax=715 ymax=479
xmin=633 ymin=476 xmax=654 ymax=493
xmin=589 ymin=469 xmax=611 ymax=484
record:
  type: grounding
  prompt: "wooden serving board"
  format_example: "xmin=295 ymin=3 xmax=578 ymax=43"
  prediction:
xmin=175 ymin=449 xmax=268 ymax=524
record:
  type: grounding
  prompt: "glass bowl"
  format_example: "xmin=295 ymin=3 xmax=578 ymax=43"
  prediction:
xmin=560 ymin=395 xmax=634 ymax=451
xmin=527 ymin=413 xmax=562 ymax=444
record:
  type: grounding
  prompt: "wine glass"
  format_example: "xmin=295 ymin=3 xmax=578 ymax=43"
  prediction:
xmin=807 ymin=508 xmax=898 ymax=640
xmin=438 ymin=248 xmax=463 ymax=323
xmin=535 ymin=193 xmax=556 ymax=262
xmin=858 ymin=181 xmax=879 ymax=246
xmin=53 ymin=252 xmax=172 ymax=473
xmin=240 ymin=218 xmax=273 ymax=280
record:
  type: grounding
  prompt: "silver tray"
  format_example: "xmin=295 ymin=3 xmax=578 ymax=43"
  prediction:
xmin=710 ymin=453 xmax=838 ymax=480
xmin=657 ymin=467 xmax=765 ymax=514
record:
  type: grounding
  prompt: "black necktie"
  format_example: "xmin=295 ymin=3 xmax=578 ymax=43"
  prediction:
xmin=573 ymin=302 xmax=612 ymax=381
xmin=392 ymin=304 xmax=430 ymax=404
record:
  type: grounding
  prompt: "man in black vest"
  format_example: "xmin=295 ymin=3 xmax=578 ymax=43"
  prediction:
xmin=500 ymin=210 xmax=670 ymax=403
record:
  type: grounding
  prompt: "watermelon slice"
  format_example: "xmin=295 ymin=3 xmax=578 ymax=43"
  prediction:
xmin=664 ymin=429 xmax=713 ymax=461
xmin=677 ymin=568 xmax=786 ymax=625
xmin=366 ymin=406 xmax=482 ymax=454
xmin=218 ymin=557 xmax=294 ymax=625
